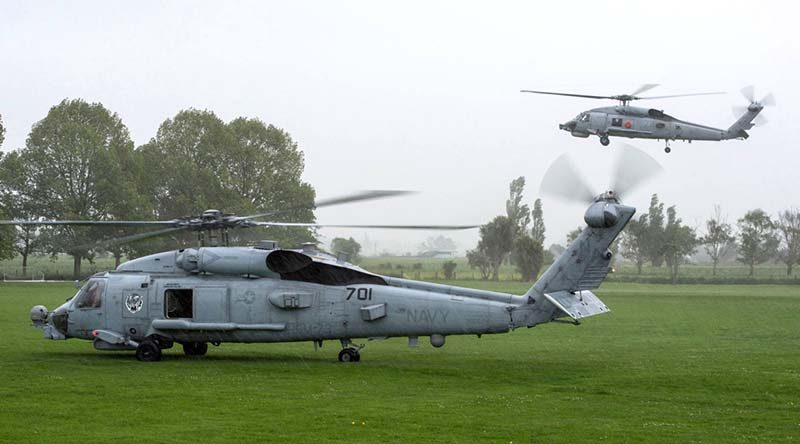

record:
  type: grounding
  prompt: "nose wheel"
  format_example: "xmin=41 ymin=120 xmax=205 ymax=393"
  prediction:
xmin=664 ymin=145 xmax=672 ymax=153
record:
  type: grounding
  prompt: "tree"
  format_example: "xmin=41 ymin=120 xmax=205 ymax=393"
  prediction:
xmin=331 ymin=237 xmax=361 ymax=263
xmin=701 ymin=205 xmax=735 ymax=276
xmin=0 ymin=210 xmax=14 ymax=260
xmin=619 ymin=214 xmax=649 ymax=274
xmin=467 ymin=215 xmax=514 ymax=280
xmin=466 ymin=248 xmax=492 ymax=280
xmin=662 ymin=206 xmax=698 ymax=284
xmin=644 ymin=194 xmax=665 ymax=266
xmin=737 ymin=209 xmax=779 ymax=276
xmin=442 ymin=260 xmax=457 ymax=279
xmin=22 ymin=99 xmax=138 ymax=279
xmin=0 ymin=151 xmax=43 ymax=270
xmin=511 ymin=234 xmax=544 ymax=281
xmin=506 ymin=177 xmax=530 ymax=238
xmin=776 ymin=209 xmax=800 ymax=275
xmin=137 ymin=111 xmax=316 ymax=254
xmin=530 ymin=198 xmax=545 ymax=245
xmin=0 ymin=113 xmax=5 ymax=146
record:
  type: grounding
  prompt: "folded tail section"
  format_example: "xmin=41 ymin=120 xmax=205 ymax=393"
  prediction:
xmin=512 ymin=198 xmax=635 ymax=327
xmin=725 ymin=104 xmax=762 ymax=140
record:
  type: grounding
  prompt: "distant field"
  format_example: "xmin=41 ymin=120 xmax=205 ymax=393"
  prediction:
xmin=1 ymin=282 xmax=798 ymax=443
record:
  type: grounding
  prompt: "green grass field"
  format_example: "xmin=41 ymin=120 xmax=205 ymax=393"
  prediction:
xmin=1 ymin=282 xmax=799 ymax=443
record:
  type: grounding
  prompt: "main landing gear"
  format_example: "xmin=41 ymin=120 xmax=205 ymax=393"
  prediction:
xmin=338 ymin=339 xmax=363 ymax=363
xmin=183 ymin=341 xmax=208 ymax=356
xmin=599 ymin=135 xmax=610 ymax=146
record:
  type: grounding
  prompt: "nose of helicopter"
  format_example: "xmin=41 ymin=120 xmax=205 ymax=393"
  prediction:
xmin=559 ymin=120 xmax=577 ymax=131
xmin=30 ymin=303 xmax=69 ymax=340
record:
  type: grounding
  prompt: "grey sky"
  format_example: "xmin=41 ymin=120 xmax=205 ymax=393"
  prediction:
xmin=1 ymin=1 xmax=797 ymax=253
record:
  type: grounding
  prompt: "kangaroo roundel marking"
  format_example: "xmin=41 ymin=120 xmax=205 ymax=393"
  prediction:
xmin=125 ymin=293 xmax=144 ymax=314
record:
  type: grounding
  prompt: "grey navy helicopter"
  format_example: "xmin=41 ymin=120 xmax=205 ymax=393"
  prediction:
xmin=522 ymin=85 xmax=774 ymax=153
xmin=15 ymin=147 xmax=661 ymax=362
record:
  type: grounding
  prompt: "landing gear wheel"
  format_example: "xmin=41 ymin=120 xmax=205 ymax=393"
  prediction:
xmin=599 ymin=135 xmax=610 ymax=146
xmin=338 ymin=348 xmax=360 ymax=363
xmin=136 ymin=339 xmax=162 ymax=362
xmin=664 ymin=146 xmax=671 ymax=153
xmin=182 ymin=342 xmax=208 ymax=356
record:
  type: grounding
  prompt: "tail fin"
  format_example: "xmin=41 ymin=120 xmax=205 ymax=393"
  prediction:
xmin=512 ymin=198 xmax=635 ymax=327
xmin=726 ymin=86 xmax=774 ymax=140
xmin=527 ymin=200 xmax=635 ymax=298
xmin=726 ymin=104 xmax=762 ymax=140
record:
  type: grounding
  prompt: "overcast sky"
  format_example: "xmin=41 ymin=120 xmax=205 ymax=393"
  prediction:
xmin=1 ymin=1 xmax=797 ymax=254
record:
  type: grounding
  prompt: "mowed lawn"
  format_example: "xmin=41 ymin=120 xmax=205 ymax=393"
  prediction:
xmin=0 ymin=282 xmax=798 ymax=443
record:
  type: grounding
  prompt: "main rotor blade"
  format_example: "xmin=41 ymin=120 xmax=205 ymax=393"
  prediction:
xmin=0 ymin=219 xmax=177 ymax=226
xmin=76 ymin=226 xmax=188 ymax=251
xmin=630 ymin=83 xmax=660 ymax=96
xmin=239 ymin=190 xmax=416 ymax=221
xmin=611 ymin=144 xmax=664 ymax=201
xmin=741 ymin=85 xmax=755 ymax=103
xmin=253 ymin=222 xmax=477 ymax=230
xmin=637 ymin=91 xmax=725 ymax=100
xmin=539 ymin=153 xmax=596 ymax=204
xmin=520 ymin=90 xmax=614 ymax=100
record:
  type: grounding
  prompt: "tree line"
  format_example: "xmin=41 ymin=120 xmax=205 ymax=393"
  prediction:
xmin=467 ymin=177 xmax=549 ymax=281
xmin=619 ymin=196 xmax=799 ymax=282
xmin=463 ymin=176 xmax=799 ymax=284
xmin=0 ymin=99 xmax=316 ymax=279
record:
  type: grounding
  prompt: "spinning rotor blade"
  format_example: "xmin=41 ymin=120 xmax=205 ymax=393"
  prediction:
xmin=520 ymin=90 xmax=615 ymax=100
xmin=253 ymin=222 xmax=477 ymax=230
xmin=760 ymin=92 xmax=776 ymax=107
xmin=539 ymin=153 xmax=596 ymax=204
xmin=637 ymin=91 xmax=725 ymax=100
xmin=76 ymin=226 xmax=188 ymax=251
xmin=0 ymin=219 xmax=175 ymax=226
xmin=629 ymin=83 xmax=660 ymax=96
xmin=611 ymin=144 xmax=664 ymax=201
xmin=741 ymin=85 xmax=756 ymax=103
xmin=239 ymin=190 xmax=415 ymax=221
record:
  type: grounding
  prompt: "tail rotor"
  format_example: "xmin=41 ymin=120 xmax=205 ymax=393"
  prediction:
xmin=539 ymin=144 xmax=663 ymax=205
xmin=732 ymin=85 xmax=775 ymax=127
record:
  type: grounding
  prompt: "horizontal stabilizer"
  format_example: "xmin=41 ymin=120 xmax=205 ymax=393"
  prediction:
xmin=544 ymin=290 xmax=609 ymax=321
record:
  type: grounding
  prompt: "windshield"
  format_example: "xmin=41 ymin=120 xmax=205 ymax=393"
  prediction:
xmin=73 ymin=279 xmax=106 ymax=309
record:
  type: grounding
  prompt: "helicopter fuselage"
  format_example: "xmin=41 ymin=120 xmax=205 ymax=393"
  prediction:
xmin=30 ymin=195 xmax=636 ymax=362
xmin=559 ymin=104 xmax=763 ymax=152
xmin=562 ymin=105 xmax=732 ymax=142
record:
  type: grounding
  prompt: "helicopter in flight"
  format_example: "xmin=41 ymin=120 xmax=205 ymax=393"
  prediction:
xmin=522 ymin=84 xmax=774 ymax=153
xmin=17 ymin=147 xmax=662 ymax=362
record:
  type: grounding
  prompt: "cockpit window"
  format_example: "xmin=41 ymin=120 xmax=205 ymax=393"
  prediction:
xmin=74 ymin=279 xmax=105 ymax=309
xmin=580 ymin=113 xmax=590 ymax=122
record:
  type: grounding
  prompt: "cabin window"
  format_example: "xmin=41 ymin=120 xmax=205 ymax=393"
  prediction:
xmin=165 ymin=289 xmax=193 ymax=318
xmin=611 ymin=118 xmax=623 ymax=127
xmin=656 ymin=123 xmax=666 ymax=129
xmin=74 ymin=279 xmax=105 ymax=309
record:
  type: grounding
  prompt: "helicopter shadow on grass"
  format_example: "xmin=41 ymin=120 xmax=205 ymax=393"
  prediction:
xmin=45 ymin=349 xmax=341 ymax=364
